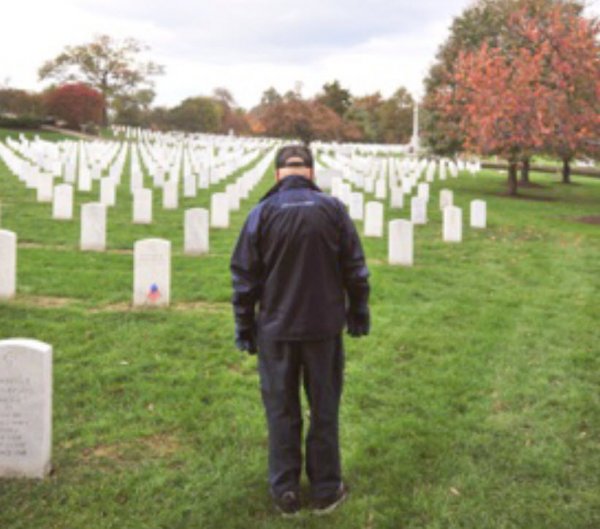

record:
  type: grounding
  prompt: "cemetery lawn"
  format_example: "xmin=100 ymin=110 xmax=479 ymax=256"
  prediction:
xmin=1 ymin=136 xmax=599 ymax=529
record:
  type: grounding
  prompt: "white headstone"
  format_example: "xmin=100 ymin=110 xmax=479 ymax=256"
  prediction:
xmin=210 ymin=193 xmax=230 ymax=228
xmin=439 ymin=189 xmax=453 ymax=210
xmin=375 ymin=179 xmax=387 ymax=200
xmin=470 ymin=200 xmax=487 ymax=229
xmin=364 ymin=177 xmax=375 ymax=193
xmin=36 ymin=174 xmax=54 ymax=203
xmin=52 ymin=184 xmax=73 ymax=220
xmin=349 ymin=192 xmax=364 ymax=221
xmin=364 ymin=201 xmax=384 ymax=237
xmin=411 ymin=197 xmax=427 ymax=225
xmin=315 ymin=169 xmax=340 ymax=191
xmin=183 ymin=174 xmax=197 ymax=198
xmin=417 ymin=182 xmax=430 ymax=202
xmin=133 ymin=189 xmax=152 ymax=224
xmin=80 ymin=203 xmax=106 ymax=251
xmin=0 ymin=230 xmax=17 ymax=299
xmin=226 ymin=183 xmax=241 ymax=211
xmin=100 ymin=179 xmax=116 ymax=207
xmin=388 ymin=219 xmax=413 ymax=266
xmin=443 ymin=206 xmax=463 ymax=242
xmin=78 ymin=168 xmax=92 ymax=192
xmin=162 ymin=182 xmax=178 ymax=210
xmin=133 ymin=238 xmax=171 ymax=307
xmin=184 ymin=208 xmax=209 ymax=255
xmin=0 ymin=339 xmax=52 ymax=478
xmin=390 ymin=187 xmax=404 ymax=209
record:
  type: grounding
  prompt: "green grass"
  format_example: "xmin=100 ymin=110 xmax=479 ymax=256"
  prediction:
xmin=0 ymin=132 xmax=599 ymax=529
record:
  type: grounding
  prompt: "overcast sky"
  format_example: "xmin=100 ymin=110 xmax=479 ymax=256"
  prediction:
xmin=2 ymin=0 xmax=599 ymax=109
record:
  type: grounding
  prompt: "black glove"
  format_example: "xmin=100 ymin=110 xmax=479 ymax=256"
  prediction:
xmin=347 ymin=308 xmax=370 ymax=338
xmin=235 ymin=325 xmax=258 ymax=354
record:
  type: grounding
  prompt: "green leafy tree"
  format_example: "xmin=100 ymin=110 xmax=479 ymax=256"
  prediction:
xmin=317 ymin=80 xmax=352 ymax=116
xmin=113 ymin=88 xmax=155 ymax=127
xmin=260 ymin=87 xmax=283 ymax=106
xmin=39 ymin=34 xmax=164 ymax=125
xmin=169 ymin=96 xmax=222 ymax=133
xmin=346 ymin=93 xmax=384 ymax=142
xmin=376 ymin=87 xmax=414 ymax=144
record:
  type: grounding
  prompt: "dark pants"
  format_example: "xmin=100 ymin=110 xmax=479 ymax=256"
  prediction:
xmin=257 ymin=335 xmax=344 ymax=500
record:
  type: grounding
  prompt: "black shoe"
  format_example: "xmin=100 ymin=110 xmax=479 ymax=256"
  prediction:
xmin=312 ymin=483 xmax=348 ymax=515
xmin=274 ymin=491 xmax=301 ymax=518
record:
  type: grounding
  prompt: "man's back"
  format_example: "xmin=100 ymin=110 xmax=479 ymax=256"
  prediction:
xmin=231 ymin=174 xmax=369 ymax=341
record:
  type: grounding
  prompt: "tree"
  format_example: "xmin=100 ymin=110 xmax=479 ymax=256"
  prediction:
xmin=0 ymin=88 xmax=43 ymax=117
xmin=44 ymin=83 xmax=104 ymax=130
xmin=346 ymin=93 xmax=384 ymax=143
xmin=113 ymin=88 xmax=155 ymax=127
xmin=518 ymin=6 xmax=600 ymax=183
xmin=39 ymin=34 xmax=164 ymax=125
xmin=259 ymin=99 xmax=349 ymax=144
xmin=317 ymin=80 xmax=352 ymax=116
xmin=169 ymin=96 xmax=222 ymax=133
xmin=443 ymin=41 xmax=550 ymax=195
xmin=260 ymin=87 xmax=283 ymax=106
xmin=423 ymin=0 xmax=585 ymax=156
xmin=376 ymin=87 xmax=414 ymax=144
xmin=211 ymin=87 xmax=251 ymax=135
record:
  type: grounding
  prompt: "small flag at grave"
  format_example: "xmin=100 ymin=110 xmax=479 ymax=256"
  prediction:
xmin=147 ymin=283 xmax=161 ymax=302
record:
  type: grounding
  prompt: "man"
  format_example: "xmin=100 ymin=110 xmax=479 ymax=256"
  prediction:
xmin=230 ymin=145 xmax=370 ymax=517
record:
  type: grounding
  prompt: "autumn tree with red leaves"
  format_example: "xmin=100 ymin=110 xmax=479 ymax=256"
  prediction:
xmin=44 ymin=83 xmax=104 ymax=130
xmin=438 ymin=2 xmax=599 ymax=194
xmin=515 ymin=6 xmax=600 ymax=183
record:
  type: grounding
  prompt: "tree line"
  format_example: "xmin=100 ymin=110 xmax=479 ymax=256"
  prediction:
xmin=422 ymin=0 xmax=599 ymax=193
xmin=0 ymin=34 xmax=415 ymax=145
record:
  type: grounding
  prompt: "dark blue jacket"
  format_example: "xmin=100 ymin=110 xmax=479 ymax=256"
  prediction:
xmin=230 ymin=174 xmax=370 ymax=341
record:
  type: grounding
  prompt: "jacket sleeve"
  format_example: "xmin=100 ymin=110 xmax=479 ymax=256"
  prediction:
xmin=230 ymin=206 xmax=263 ymax=331
xmin=338 ymin=202 xmax=370 ymax=312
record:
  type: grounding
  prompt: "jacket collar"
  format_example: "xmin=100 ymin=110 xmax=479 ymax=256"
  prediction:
xmin=260 ymin=174 xmax=322 ymax=202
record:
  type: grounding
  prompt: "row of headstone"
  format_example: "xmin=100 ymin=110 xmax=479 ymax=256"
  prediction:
xmin=386 ymin=199 xmax=488 ymax=266
xmin=361 ymin=195 xmax=486 ymax=239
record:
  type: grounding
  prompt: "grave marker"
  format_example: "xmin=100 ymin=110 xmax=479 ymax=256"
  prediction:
xmin=443 ymin=206 xmax=463 ymax=242
xmin=388 ymin=219 xmax=413 ymax=266
xmin=411 ymin=197 xmax=427 ymax=225
xmin=133 ymin=189 xmax=152 ymax=224
xmin=133 ymin=239 xmax=171 ymax=307
xmin=470 ymin=200 xmax=487 ymax=228
xmin=0 ymin=230 xmax=17 ymax=299
xmin=80 ymin=203 xmax=106 ymax=251
xmin=364 ymin=201 xmax=384 ymax=237
xmin=184 ymin=208 xmax=209 ymax=255
xmin=52 ymin=184 xmax=73 ymax=220
xmin=0 ymin=339 xmax=52 ymax=479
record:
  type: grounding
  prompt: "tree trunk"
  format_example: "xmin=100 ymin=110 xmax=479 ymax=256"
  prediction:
xmin=562 ymin=158 xmax=571 ymax=184
xmin=102 ymin=104 xmax=109 ymax=128
xmin=520 ymin=157 xmax=530 ymax=184
xmin=508 ymin=160 xmax=518 ymax=196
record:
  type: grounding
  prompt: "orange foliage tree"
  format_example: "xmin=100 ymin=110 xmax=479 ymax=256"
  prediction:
xmin=439 ymin=4 xmax=599 ymax=193
xmin=258 ymin=99 xmax=360 ymax=144
xmin=515 ymin=6 xmax=600 ymax=182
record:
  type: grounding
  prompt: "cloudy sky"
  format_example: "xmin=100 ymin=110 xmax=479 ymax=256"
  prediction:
xmin=2 ymin=0 xmax=599 ymax=109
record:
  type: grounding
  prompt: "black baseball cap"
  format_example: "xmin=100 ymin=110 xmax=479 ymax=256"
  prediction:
xmin=275 ymin=145 xmax=314 ymax=169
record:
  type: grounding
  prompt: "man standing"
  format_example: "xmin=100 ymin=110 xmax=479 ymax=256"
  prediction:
xmin=230 ymin=145 xmax=370 ymax=517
